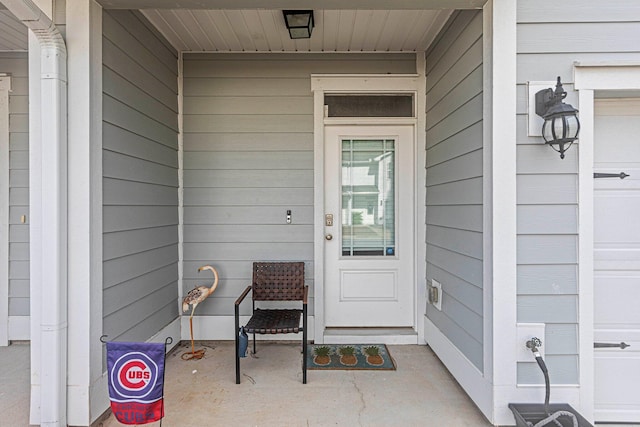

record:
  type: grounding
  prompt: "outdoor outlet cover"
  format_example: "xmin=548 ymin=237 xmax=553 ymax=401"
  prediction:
xmin=430 ymin=279 xmax=442 ymax=311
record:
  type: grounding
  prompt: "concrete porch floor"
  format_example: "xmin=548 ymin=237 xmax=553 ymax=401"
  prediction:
xmin=2 ymin=341 xmax=494 ymax=426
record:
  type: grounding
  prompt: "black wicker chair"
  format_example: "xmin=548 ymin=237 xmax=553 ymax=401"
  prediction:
xmin=234 ymin=262 xmax=308 ymax=384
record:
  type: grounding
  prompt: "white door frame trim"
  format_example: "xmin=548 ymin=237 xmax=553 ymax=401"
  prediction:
xmin=310 ymin=72 xmax=424 ymax=344
xmin=574 ymin=61 xmax=640 ymax=423
xmin=0 ymin=74 xmax=11 ymax=346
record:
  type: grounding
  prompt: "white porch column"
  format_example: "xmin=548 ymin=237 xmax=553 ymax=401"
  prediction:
xmin=65 ymin=0 xmax=104 ymax=424
xmin=27 ymin=25 xmax=44 ymax=427
xmin=0 ymin=75 xmax=10 ymax=347
xmin=488 ymin=0 xmax=518 ymax=424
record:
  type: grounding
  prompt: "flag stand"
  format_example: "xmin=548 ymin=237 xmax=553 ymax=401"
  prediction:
xmin=101 ymin=335 xmax=173 ymax=426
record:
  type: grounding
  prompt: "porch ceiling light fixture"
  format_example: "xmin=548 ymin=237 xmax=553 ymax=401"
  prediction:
xmin=535 ymin=76 xmax=580 ymax=159
xmin=283 ymin=10 xmax=314 ymax=39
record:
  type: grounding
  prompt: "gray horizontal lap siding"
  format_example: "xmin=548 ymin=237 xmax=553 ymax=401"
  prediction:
xmin=425 ymin=10 xmax=484 ymax=371
xmin=182 ymin=53 xmax=415 ymax=317
xmin=1 ymin=53 xmax=29 ymax=318
xmin=516 ymin=0 xmax=640 ymax=384
xmin=102 ymin=10 xmax=179 ymax=342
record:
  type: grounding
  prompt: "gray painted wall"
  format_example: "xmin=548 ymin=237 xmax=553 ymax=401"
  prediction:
xmin=102 ymin=10 xmax=179 ymax=341
xmin=516 ymin=0 xmax=640 ymax=384
xmin=182 ymin=53 xmax=416 ymax=317
xmin=425 ymin=10 xmax=484 ymax=371
xmin=1 ymin=52 xmax=29 ymax=319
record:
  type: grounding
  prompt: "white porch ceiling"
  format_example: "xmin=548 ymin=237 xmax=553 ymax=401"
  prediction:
xmin=1 ymin=2 xmax=457 ymax=54
xmin=141 ymin=9 xmax=453 ymax=53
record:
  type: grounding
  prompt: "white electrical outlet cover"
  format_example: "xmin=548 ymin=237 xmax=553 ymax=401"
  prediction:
xmin=431 ymin=279 xmax=442 ymax=311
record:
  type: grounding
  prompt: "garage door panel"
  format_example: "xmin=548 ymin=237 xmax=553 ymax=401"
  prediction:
xmin=594 ymin=99 xmax=640 ymax=423
xmin=594 ymin=275 xmax=640 ymax=326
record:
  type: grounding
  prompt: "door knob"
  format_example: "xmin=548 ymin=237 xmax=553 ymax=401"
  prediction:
xmin=325 ymin=234 xmax=333 ymax=241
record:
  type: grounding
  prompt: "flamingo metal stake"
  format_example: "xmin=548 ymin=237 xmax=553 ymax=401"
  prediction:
xmin=181 ymin=265 xmax=219 ymax=360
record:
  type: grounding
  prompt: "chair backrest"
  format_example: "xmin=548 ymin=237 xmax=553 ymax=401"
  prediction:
xmin=252 ymin=262 xmax=305 ymax=301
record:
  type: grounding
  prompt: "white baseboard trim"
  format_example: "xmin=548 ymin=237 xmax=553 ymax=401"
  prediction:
xmin=89 ymin=373 xmax=109 ymax=426
xmin=8 ymin=315 xmax=29 ymax=340
xmin=323 ymin=327 xmax=419 ymax=344
xmin=150 ymin=317 xmax=181 ymax=351
xmin=424 ymin=316 xmax=493 ymax=423
xmin=30 ymin=384 xmax=40 ymax=426
xmin=323 ymin=335 xmax=418 ymax=345
xmin=181 ymin=315 xmax=315 ymax=341
xmin=68 ymin=376 xmax=108 ymax=426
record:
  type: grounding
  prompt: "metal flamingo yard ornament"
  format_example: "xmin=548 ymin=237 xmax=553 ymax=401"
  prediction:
xmin=181 ymin=265 xmax=219 ymax=360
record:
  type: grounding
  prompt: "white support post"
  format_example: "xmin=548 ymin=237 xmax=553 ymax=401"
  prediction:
xmin=0 ymin=75 xmax=10 ymax=347
xmin=65 ymin=0 xmax=104 ymax=424
xmin=39 ymin=38 xmax=68 ymax=427
xmin=415 ymin=53 xmax=427 ymax=344
xmin=27 ymin=29 xmax=43 ymax=426
xmin=577 ymin=88 xmax=595 ymax=423
xmin=488 ymin=0 xmax=518 ymax=425
xmin=312 ymin=83 xmax=325 ymax=344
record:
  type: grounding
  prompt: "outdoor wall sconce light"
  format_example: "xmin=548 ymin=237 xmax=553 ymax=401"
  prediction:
xmin=535 ymin=76 xmax=580 ymax=159
xmin=283 ymin=10 xmax=314 ymax=39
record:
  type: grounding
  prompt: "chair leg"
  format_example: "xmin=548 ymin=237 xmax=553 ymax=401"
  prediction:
xmin=235 ymin=307 xmax=240 ymax=384
xmin=302 ymin=306 xmax=308 ymax=384
xmin=252 ymin=332 xmax=256 ymax=354
xmin=302 ymin=336 xmax=307 ymax=384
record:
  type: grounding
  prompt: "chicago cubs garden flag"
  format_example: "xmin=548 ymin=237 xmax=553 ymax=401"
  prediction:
xmin=106 ymin=341 xmax=166 ymax=425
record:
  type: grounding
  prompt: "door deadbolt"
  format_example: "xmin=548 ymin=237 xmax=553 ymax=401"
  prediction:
xmin=325 ymin=214 xmax=334 ymax=227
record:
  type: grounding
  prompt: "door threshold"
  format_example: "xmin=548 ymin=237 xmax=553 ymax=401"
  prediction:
xmin=323 ymin=327 xmax=418 ymax=345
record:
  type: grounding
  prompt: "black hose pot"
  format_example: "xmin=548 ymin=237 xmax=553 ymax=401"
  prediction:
xmin=509 ymin=403 xmax=592 ymax=427
xmin=509 ymin=338 xmax=593 ymax=427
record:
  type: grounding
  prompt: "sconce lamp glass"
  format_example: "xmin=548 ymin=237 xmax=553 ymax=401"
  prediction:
xmin=535 ymin=77 xmax=580 ymax=159
xmin=283 ymin=10 xmax=314 ymax=39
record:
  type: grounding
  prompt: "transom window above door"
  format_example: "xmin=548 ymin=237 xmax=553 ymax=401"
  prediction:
xmin=325 ymin=94 xmax=415 ymax=118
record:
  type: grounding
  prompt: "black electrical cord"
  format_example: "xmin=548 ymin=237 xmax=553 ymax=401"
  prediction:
xmin=526 ymin=338 xmax=579 ymax=427
xmin=535 ymin=355 xmax=551 ymax=417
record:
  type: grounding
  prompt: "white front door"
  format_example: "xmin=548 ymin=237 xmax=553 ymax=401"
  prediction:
xmin=324 ymin=125 xmax=414 ymax=327
xmin=594 ymin=98 xmax=640 ymax=423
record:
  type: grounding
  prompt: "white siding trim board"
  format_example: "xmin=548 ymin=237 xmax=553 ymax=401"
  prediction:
xmin=0 ymin=74 xmax=10 ymax=345
xmin=485 ymin=0 xmax=517 ymax=424
xmin=178 ymin=51 xmax=184 ymax=320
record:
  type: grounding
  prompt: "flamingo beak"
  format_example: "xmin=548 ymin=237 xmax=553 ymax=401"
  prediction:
xmin=197 ymin=266 xmax=204 ymax=272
